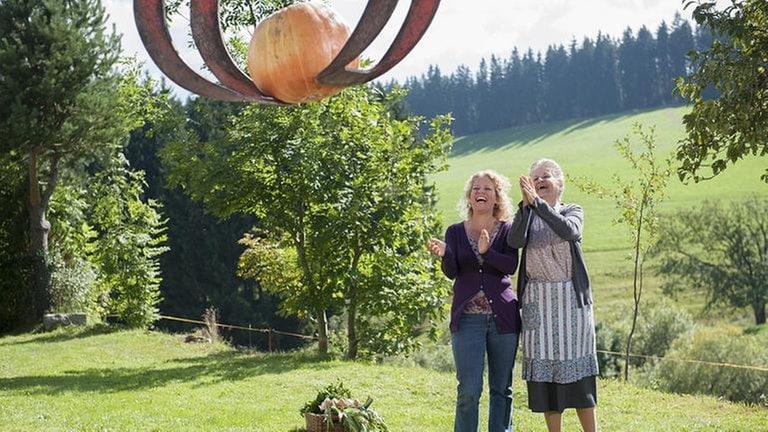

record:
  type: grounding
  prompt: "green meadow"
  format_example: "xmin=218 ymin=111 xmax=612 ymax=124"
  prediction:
xmin=1 ymin=328 xmax=766 ymax=432
xmin=434 ymin=106 xmax=767 ymax=322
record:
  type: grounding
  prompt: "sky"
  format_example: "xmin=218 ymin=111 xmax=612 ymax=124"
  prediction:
xmin=106 ymin=0 xmax=697 ymax=99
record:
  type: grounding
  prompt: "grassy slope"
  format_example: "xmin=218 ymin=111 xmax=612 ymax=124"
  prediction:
xmin=1 ymin=328 xmax=766 ymax=432
xmin=433 ymin=106 xmax=767 ymax=322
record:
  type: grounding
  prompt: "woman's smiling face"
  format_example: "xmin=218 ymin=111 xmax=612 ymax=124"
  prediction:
xmin=531 ymin=165 xmax=561 ymax=205
xmin=469 ymin=175 xmax=497 ymax=214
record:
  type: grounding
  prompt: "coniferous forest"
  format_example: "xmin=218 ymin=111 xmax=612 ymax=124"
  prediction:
xmin=397 ymin=13 xmax=712 ymax=136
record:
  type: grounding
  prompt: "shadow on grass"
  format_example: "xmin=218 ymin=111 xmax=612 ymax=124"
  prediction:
xmin=0 ymin=348 xmax=336 ymax=396
xmin=0 ymin=324 xmax=118 ymax=346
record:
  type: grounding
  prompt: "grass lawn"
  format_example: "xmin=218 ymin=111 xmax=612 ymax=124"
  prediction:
xmin=1 ymin=327 xmax=766 ymax=431
xmin=433 ymin=106 xmax=767 ymax=323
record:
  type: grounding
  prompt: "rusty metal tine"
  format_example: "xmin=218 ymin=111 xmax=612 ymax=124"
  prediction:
xmin=190 ymin=0 xmax=282 ymax=102
xmin=317 ymin=0 xmax=440 ymax=87
xmin=370 ymin=0 xmax=440 ymax=78
xmin=135 ymin=0 xmax=263 ymax=102
xmin=316 ymin=0 xmax=398 ymax=85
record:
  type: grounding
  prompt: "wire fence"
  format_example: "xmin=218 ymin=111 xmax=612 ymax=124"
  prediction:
xmin=159 ymin=313 xmax=768 ymax=373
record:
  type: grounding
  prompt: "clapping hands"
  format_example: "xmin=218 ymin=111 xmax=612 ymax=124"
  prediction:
xmin=519 ymin=175 xmax=537 ymax=206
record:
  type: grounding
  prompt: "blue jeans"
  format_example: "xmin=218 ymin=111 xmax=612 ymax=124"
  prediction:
xmin=452 ymin=313 xmax=519 ymax=432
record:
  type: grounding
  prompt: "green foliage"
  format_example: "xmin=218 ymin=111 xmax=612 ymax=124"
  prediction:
xmin=47 ymin=184 xmax=101 ymax=315
xmin=0 ymin=0 xmax=123 ymax=155
xmin=163 ymin=85 xmax=453 ymax=358
xmin=614 ymin=297 xmax=695 ymax=367
xmin=0 ymin=168 xmax=30 ymax=331
xmin=237 ymin=233 xmax=304 ymax=318
xmin=655 ymin=196 xmax=768 ymax=324
xmin=653 ymin=325 xmax=768 ymax=405
xmin=676 ymin=0 xmax=768 ymax=182
xmin=88 ymin=157 xmax=168 ymax=328
xmin=0 ymin=0 xmax=136 ymax=326
xmin=594 ymin=321 xmax=623 ymax=378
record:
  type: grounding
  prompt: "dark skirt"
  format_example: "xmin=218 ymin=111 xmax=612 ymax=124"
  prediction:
xmin=527 ymin=375 xmax=597 ymax=413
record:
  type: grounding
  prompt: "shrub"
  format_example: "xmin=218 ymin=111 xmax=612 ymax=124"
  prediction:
xmin=654 ymin=325 xmax=768 ymax=404
xmin=595 ymin=320 xmax=623 ymax=378
xmin=49 ymin=251 xmax=100 ymax=316
xmin=612 ymin=297 xmax=694 ymax=368
xmin=628 ymin=297 xmax=694 ymax=367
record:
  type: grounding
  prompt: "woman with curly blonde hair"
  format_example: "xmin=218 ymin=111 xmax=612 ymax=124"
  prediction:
xmin=428 ymin=170 xmax=521 ymax=432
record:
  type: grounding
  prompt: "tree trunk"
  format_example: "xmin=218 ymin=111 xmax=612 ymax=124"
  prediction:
xmin=624 ymin=195 xmax=647 ymax=382
xmin=26 ymin=150 xmax=59 ymax=322
xmin=316 ymin=308 xmax=329 ymax=354
xmin=346 ymin=289 xmax=357 ymax=360
xmin=753 ymin=301 xmax=766 ymax=325
xmin=346 ymin=247 xmax=362 ymax=360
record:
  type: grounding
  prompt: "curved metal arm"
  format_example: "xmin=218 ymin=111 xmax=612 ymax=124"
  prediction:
xmin=134 ymin=0 xmax=441 ymax=103
xmin=317 ymin=0 xmax=441 ymax=87
xmin=190 ymin=0 xmax=284 ymax=103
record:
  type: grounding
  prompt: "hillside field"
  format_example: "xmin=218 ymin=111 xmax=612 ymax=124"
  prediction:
xmin=433 ymin=106 xmax=767 ymax=322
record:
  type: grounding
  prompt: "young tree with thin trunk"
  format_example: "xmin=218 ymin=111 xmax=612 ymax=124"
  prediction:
xmin=573 ymin=123 xmax=672 ymax=381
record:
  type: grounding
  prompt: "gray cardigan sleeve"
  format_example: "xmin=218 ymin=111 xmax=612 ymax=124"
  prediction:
xmin=529 ymin=197 xmax=583 ymax=241
xmin=507 ymin=201 xmax=531 ymax=248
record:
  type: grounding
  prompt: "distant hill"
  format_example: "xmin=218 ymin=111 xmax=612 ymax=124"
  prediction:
xmin=434 ymin=106 xmax=766 ymax=248
xmin=432 ymin=106 xmax=767 ymax=320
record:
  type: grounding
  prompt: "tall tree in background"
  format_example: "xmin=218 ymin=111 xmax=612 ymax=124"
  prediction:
xmin=0 ymin=0 xmax=127 ymax=324
xmin=676 ymin=0 xmax=768 ymax=183
xmin=519 ymin=49 xmax=544 ymax=124
xmin=593 ymin=33 xmax=622 ymax=114
xmin=542 ymin=44 xmax=570 ymax=122
xmin=449 ymin=65 xmax=476 ymax=136
xmin=669 ymin=13 xmax=696 ymax=90
xmin=656 ymin=21 xmax=674 ymax=104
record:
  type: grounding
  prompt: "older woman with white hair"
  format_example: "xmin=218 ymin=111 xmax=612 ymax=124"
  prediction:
xmin=507 ymin=159 xmax=599 ymax=432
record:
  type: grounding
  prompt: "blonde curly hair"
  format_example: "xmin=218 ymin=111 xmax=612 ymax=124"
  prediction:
xmin=457 ymin=170 xmax=513 ymax=221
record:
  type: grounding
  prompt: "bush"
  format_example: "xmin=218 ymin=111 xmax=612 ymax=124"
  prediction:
xmin=612 ymin=297 xmax=694 ymax=368
xmin=628 ymin=297 xmax=694 ymax=367
xmin=653 ymin=325 xmax=768 ymax=405
xmin=595 ymin=320 xmax=623 ymax=378
xmin=49 ymin=251 xmax=100 ymax=317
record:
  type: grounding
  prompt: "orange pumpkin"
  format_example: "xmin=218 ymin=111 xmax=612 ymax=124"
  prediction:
xmin=246 ymin=2 xmax=359 ymax=104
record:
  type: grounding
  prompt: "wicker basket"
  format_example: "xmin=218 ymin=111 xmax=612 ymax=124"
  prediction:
xmin=305 ymin=412 xmax=343 ymax=432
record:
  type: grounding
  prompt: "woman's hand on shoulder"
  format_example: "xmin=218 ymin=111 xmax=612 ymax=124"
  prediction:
xmin=427 ymin=238 xmax=446 ymax=257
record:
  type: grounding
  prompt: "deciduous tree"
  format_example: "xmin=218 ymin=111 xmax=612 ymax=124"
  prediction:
xmin=655 ymin=196 xmax=768 ymax=325
xmin=676 ymin=0 xmax=768 ymax=182
xmin=163 ymin=86 xmax=452 ymax=358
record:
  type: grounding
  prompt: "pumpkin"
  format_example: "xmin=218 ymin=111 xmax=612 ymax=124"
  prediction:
xmin=246 ymin=2 xmax=360 ymax=104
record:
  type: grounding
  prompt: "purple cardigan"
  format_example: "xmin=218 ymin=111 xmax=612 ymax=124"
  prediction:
xmin=440 ymin=221 xmax=521 ymax=334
